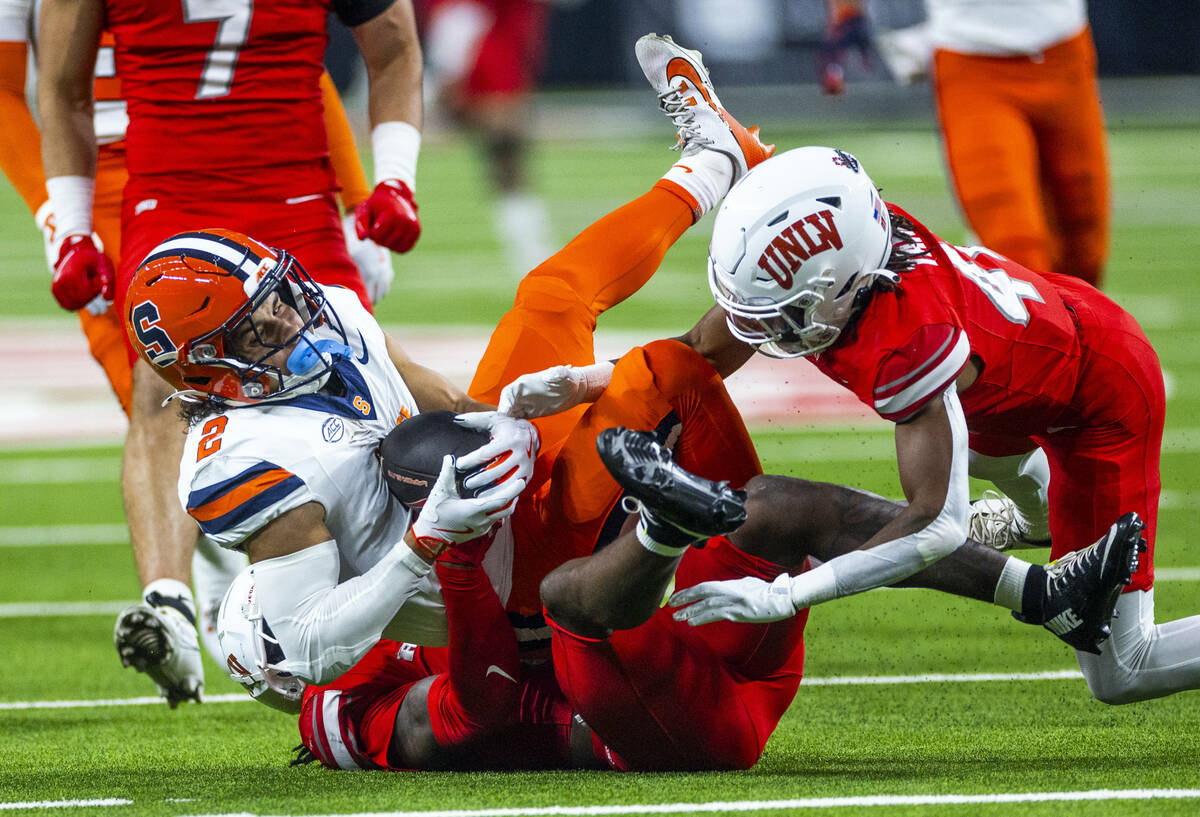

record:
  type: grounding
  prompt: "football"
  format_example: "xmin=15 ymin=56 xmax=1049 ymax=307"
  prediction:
xmin=379 ymin=411 xmax=491 ymax=507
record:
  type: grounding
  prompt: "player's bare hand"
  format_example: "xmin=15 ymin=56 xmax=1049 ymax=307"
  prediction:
xmin=669 ymin=574 xmax=799 ymax=626
xmin=453 ymin=412 xmax=539 ymax=492
xmin=355 ymin=179 xmax=421 ymax=254
xmin=498 ymin=361 xmax=615 ymax=419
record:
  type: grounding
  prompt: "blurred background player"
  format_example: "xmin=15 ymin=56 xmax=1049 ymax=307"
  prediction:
xmin=928 ymin=0 xmax=1110 ymax=285
xmin=825 ymin=1 xmax=1110 ymax=286
xmin=35 ymin=0 xmax=424 ymax=706
xmin=817 ymin=0 xmax=872 ymax=95
xmin=418 ymin=0 xmax=555 ymax=274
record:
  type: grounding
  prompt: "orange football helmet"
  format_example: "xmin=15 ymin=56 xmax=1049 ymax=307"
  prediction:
xmin=125 ymin=229 xmax=349 ymax=405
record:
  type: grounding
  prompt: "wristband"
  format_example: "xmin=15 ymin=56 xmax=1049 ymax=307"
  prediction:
xmin=45 ymin=175 xmax=95 ymax=239
xmin=371 ymin=121 xmax=421 ymax=190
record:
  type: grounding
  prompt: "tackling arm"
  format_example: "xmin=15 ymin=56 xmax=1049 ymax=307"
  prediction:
xmin=671 ymin=386 xmax=971 ymax=624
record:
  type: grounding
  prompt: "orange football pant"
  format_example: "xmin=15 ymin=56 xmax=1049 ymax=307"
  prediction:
xmin=82 ymin=144 xmax=134 ymax=415
xmin=467 ymin=180 xmax=709 ymax=614
xmin=933 ymin=27 xmax=1110 ymax=285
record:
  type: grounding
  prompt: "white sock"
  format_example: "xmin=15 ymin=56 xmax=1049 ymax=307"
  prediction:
xmin=661 ymin=149 xmax=734 ymax=218
xmin=635 ymin=520 xmax=689 ymax=559
xmin=993 ymin=556 xmax=1032 ymax=611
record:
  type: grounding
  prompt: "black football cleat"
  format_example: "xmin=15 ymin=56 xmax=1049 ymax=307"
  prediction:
xmin=596 ymin=426 xmax=747 ymax=545
xmin=1018 ymin=512 xmax=1145 ymax=654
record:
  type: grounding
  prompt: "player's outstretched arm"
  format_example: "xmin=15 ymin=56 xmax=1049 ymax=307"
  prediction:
xmin=0 ymin=37 xmax=47 ymax=213
xmin=671 ymin=387 xmax=971 ymax=625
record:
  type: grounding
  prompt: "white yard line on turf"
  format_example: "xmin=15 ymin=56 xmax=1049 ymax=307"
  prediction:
xmin=174 ymin=789 xmax=1200 ymax=817
xmin=0 ymin=524 xmax=128 ymax=546
xmin=0 ymin=800 xmax=131 ymax=810
xmin=0 ymin=672 xmax=1095 ymax=711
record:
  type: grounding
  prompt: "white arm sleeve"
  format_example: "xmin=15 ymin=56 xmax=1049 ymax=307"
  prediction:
xmin=253 ymin=539 xmax=432 ymax=685
xmin=787 ymin=387 xmax=971 ymax=609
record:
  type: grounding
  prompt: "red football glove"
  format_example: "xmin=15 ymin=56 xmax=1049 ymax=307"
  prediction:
xmin=354 ymin=179 xmax=421 ymax=254
xmin=50 ymin=234 xmax=116 ymax=312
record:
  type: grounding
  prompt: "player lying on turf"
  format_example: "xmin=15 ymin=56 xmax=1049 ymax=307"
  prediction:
xmin=649 ymin=143 xmax=1192 ymax=705
xmin=124 ymin=31 xmax=775 ymax=692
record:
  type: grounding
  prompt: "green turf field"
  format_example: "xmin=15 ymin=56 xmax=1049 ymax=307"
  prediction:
xmin=2 ymin=119 xmax=1199 ymax=815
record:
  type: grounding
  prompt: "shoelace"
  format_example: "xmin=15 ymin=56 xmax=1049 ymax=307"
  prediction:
xmin=967 ymin=490 xmax=1021 ymax=547
xmin=1044 ymin=544 xmax=1094 ymax=588
xmin=657 ymin=90 xmax=714 ymax=152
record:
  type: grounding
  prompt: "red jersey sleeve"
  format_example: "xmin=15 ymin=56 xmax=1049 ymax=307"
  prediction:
xmin=814 ymin=280 xmax=970 ymax=423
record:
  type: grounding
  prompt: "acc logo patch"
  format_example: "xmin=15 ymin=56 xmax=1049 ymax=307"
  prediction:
xmin=322 ymin=417 xmax=345 ymax=443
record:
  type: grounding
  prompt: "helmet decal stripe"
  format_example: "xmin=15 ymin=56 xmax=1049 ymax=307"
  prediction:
xmin=141 ymin=233 xmax=266 ymax=280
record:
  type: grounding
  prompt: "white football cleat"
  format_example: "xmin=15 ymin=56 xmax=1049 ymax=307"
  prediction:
xmin=968 ymin=491 xmax=1051 ymax=552
xmin=114 ymin=599 xmax=204 ymax=708
xmin=635 ymin=33 xmax=774 ymax=183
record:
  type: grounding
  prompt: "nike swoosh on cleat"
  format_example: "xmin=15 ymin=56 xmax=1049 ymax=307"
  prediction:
xmin=667 ymin=58 xmax=716 ymax=108
xmin=486 ymin=665 xmax=518 ymax=683
xmin=672 ymin=165 xmax=694 ymax=173
xmin=355 ymin=330 xmax=369 ymax=364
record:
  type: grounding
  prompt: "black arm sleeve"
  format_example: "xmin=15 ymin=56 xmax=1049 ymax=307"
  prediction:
xmin=331 ymin=0 xmax=395 ymax=28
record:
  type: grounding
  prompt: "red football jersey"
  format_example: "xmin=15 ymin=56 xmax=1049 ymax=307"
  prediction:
xmin=814 ymin=205 xmax=1084 ymax=436
xmin=104 ymin=0 xmax=389 ymax=199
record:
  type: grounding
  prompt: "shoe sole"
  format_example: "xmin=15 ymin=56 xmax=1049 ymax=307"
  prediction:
xmin=115 ymin=607 xmax=173 ymax=672
xmin=596 ymin=427 xmax=747 ymax=535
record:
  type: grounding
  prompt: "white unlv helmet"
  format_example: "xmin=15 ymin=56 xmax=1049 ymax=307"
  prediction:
xmin=707 ymin=146 xmax=897 ymax=357
xmin=216 ymin=566 xmax=306 ymax=713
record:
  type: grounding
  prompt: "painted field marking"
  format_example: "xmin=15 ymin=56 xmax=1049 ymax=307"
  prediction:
xmin=0 ymin=671 xmax=1097 ymax=712
xmin=0 ymin=799 xmax=131 ymax=810
xmin=0 ymin=524 xmax=128 ymax=546
xmin=174 ymin=788 xmax=1200 ymax=817
xmin=0 ymin=694 xmax=248 ymax=711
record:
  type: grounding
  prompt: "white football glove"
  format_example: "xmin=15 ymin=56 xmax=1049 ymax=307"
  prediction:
xmin=453 ymin=411 xmax=539 ymax=492
xmin=669 ymin=573 xmax=800 ymax=626
xmin=410 ymin=454 xmax=525 ymax=558
xmin=498 ymin=361 xmax=615 ymax=419
xmin=36 ymin=201 xmax=112 ymax=316
xmin=342 ymin=212 xmax=395 ymax=304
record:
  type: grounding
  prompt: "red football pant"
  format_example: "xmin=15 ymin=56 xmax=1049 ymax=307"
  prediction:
xmin=970 ymin=272 xmax=1164 ymax=591
xmin=551 ymin=538 xmax=809 ymax=771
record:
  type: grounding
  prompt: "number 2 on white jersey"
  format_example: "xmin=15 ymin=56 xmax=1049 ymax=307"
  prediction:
xmin=946 ymin=245 xmax=1044 ymax=325
xmin=181 ymin=0 xmax=252 ymax=99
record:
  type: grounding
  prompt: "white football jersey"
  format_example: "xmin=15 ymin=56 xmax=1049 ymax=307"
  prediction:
xmin=926 ymin=0 xmax=1087 ymax=57
xmin=177 ymin=286 xmax=512 ymax=647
